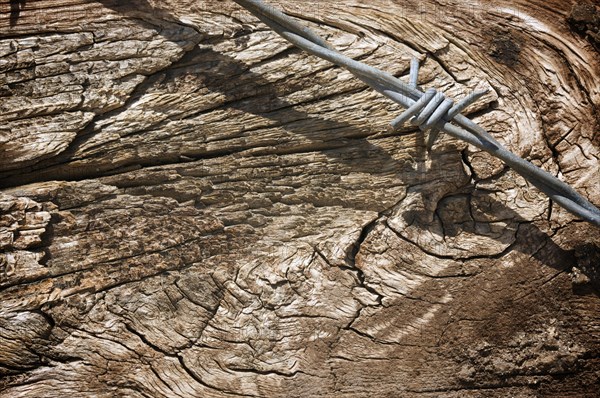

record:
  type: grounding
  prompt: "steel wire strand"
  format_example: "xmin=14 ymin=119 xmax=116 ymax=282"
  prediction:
xmin=232 ymin=0 xmax=600 ymax=227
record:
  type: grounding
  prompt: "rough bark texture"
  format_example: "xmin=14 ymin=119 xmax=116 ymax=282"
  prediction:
xmin=1 ymin=0 xmax=600 ymax=397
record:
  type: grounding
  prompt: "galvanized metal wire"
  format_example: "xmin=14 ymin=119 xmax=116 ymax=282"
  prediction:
xmin=232 ymin=0 xmax=600 ymax=227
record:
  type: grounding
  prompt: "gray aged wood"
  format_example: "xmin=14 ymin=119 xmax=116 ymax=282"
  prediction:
xmin=1 ymin=0 xmax=599 ymax=397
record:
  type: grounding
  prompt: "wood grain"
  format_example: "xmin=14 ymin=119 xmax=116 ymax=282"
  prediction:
xmin=1 ymin=0 xmax=599 ymax=396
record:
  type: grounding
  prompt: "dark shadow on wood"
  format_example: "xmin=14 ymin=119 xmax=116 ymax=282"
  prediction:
xmin=9 ymin=0 xmax=26 ymax=26
xmin=398 ymin=184 xmax=599 ymax=297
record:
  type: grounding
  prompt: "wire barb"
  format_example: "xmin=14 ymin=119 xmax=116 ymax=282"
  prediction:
xmin=409 ymin=57 xmax=420 ymax=88
xmin=448 ymin=89 xmax=490 ymax=120
xmin=232 ymin=0 xmax=600 ymax=228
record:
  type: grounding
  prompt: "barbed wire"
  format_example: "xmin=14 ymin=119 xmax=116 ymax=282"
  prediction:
xmin=232 ymin=0 xmax=600 ymax=228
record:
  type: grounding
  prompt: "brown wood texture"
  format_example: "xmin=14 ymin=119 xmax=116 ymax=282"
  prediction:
xmin=1 ymin=0 xmax=599 ymax=396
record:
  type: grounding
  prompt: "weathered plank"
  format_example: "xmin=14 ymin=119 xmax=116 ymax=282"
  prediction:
xmin=1 ymin=0 xmax=599 ymax=396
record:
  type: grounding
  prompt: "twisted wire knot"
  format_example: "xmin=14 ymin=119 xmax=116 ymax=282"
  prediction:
xmin=390 ymin=58 xmax=488 ymax=150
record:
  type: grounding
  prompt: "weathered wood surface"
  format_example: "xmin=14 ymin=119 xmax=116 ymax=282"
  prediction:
xmin=1 ymin=0 xmax=599 ymax=396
